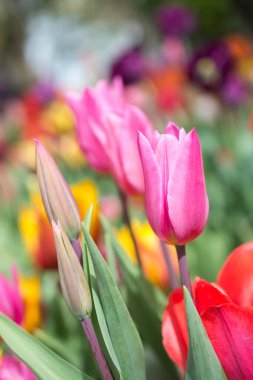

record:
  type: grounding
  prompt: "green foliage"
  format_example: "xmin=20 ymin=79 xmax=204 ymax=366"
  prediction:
xmin=83 ymin=225 xmax=146 ymax=380
xmin=101 ymin=217 xmax=179 ymax=379
xmin=82 ymin=210 xmax=122 ymax=380
xmin=184 ymin=288 xmax=227 ymax=380
xmin=0 ymin=313 xmax=94 ymax=380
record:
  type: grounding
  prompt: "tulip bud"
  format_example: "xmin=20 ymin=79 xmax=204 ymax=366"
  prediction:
xmin=52 ymin=221 xmax=92 ymax=319
xmin=138 ymin=122 xmax=209 ymax=245
xmin=35 ymin=140 xmax=81 ymax=240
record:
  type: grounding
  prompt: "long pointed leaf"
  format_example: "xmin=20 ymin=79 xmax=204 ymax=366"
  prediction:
xmin=82 ymin=212 xmax=122 ymax=380
xmin=101 ymin=217 xmax=179 ymax=379
xmin=83 ymin=226 xmax=145 ymax=380
xmin=184 ymin=287 xmax=227 ymax=380
xmin=0 ymin=313 xmax=94 ymax=380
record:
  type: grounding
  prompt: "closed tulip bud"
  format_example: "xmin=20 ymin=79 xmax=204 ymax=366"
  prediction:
xmin=138 ymin=122 xmax=209 ymax=245
xmin=52 ymin=221 xmax=92 ymax=319
xmin=35 ymin=140 xmax=81 ymax=240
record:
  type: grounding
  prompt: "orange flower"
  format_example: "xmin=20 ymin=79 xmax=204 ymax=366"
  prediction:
xmin=224 ymin=34 xmax=252 ymax=61
xmin=148 ymin=66 xmax=186 ymax=110
xmin=117 ymin=220 xmax=178 ymax=289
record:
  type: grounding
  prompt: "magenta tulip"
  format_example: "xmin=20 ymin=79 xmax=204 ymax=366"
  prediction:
xmin=0 ymin=268 xmax=24 ymax=326
xmin=0 ymin=355 xmax=36 ymax=380
xmin=138 ymin=122 xmax=209 ymax=245
xmin=68 ymin=78 xmax=153 ymax=195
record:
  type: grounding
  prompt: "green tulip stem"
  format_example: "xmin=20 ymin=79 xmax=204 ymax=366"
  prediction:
xmin=176 ymin=245 xmax=193 ymax=298
xmin=118 ymin=189 xmax=143 ymax=271
xmin=160 ymin=241 xmax=178 ymax=290
xmin=82 ymin=317 xmax=113 ymax=380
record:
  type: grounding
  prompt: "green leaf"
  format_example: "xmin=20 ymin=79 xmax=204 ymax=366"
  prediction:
xmin=100 ymin=217 xmax=179 ymax=379
xmin=82 ymin=213 xmax=122 ymax=380
xmin=84 ymin=249 xmax=122 ymax=379
xmin=101 ymin=216 xmax=167 ymax=316
xmin=184 ymin=287 xmax=227 ymax=380
xmin=83 ymin=226 xmax=145 ymax=380
xmin=0 ymin=313 xmax=94 ymax=380
xmin=104 ymin=232 xmax=118 ymax=283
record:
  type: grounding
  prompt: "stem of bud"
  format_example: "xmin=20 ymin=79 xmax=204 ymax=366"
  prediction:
xmin=81 ymin=317 xmax=113 ymax=380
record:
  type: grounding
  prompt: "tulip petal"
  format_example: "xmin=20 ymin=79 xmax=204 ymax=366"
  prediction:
xmin=138 ymin=133 xmax=163 ymax=238
xmin=194 ymin=279 xmax=231 ymax=315
xmin=162 ymin=288 xmax=188 ymax=371
xmin=217 ymin=242 xmax=253 ymax=307
xmin=0 ymin=272 xmax=24 ymax=326
xmin=162 ymin=279 xmax=230 ymax=372
xmin=120 ymin=106 xmax=153 ymax=194
xmin=154 ymin=134 xmax=179 ymax=241
xmin=167 ymin=129 xmax=209 ymax=244
xmin=202 ymin=303 xmax=253 ymax=380
xmin=104 ymin=113 xmax=127 ymax=189
xmin=164 ymin=122 xmax=180 ymax=138
xmin=68 ymin=92 xmax=110 ymax=172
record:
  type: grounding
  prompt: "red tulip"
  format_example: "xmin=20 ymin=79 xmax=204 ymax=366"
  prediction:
xmin=162 ymin=242 xmax=253 ymax=379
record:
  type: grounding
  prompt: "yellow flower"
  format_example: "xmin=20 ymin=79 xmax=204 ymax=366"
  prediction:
xmin=42 ymin=99 xmax=75 ymax=134
xmin=71 ymin=180 xmax=100 ymax=239
xmin=19 ymin=276 xmax=41 ymax=332
xmin=18 ymin=179 xmax=100 ymax=268
xmin=117 ymin=220 xmax=178 ymax=289
xmin=57 ymin=135 xmax=85 ymax=168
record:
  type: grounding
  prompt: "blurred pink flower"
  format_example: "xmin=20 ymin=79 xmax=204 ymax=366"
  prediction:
xmin=0 ymin=355 xmax=36 ymax=380
xmin=0 ymin=268 xmax=24 ymax=326
xmin=69 ymin=78 xmax=154 ymax=195
xmin=138 ymin=122 xmax=209 ymax=245
xmin=100 ymin=195 xmax=122 ymax=222
xmin=162 ymin=38 xmax=187 ymax=66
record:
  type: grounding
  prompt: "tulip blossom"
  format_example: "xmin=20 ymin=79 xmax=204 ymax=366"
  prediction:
xmin=0 ymin=269 xmax=24 ymax=326
xmin=0 ymin=355 xmax=36 ymax=380
xmin=138 ymin=122 xmax=209 ymax=245
xmin=162 ymin=242 xmax=253 ymax=380
xmin=0 ymin=269 xmax=41 ymax=333
xmin=68 ymin=78 xmax=153 ymax=195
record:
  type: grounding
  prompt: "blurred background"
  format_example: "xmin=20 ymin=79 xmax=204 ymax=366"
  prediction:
xmin=0 ymin=0 xmax=253 ymax=374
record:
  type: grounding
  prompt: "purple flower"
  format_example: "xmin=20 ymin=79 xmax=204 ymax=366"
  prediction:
xmin=156 ymin=5 xmax=197 ymax=37
xmin=188 ymin=42 xmax=233 ymax=90
xmin=221 ymin=73 xmax=246 ymax=105
xmin=110 ymin=47 xmax=146 ymax=85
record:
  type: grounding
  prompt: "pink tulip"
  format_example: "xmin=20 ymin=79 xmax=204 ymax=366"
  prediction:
xmin=138 ymin=122 xmax=209 ymax=245
xmin=0 ymin=268 xmax=24 ymax=326
xmin=0 ymin=355 xmax=36 ymax=380
xmin=68 ymin=78 xmax=153 ymax=195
